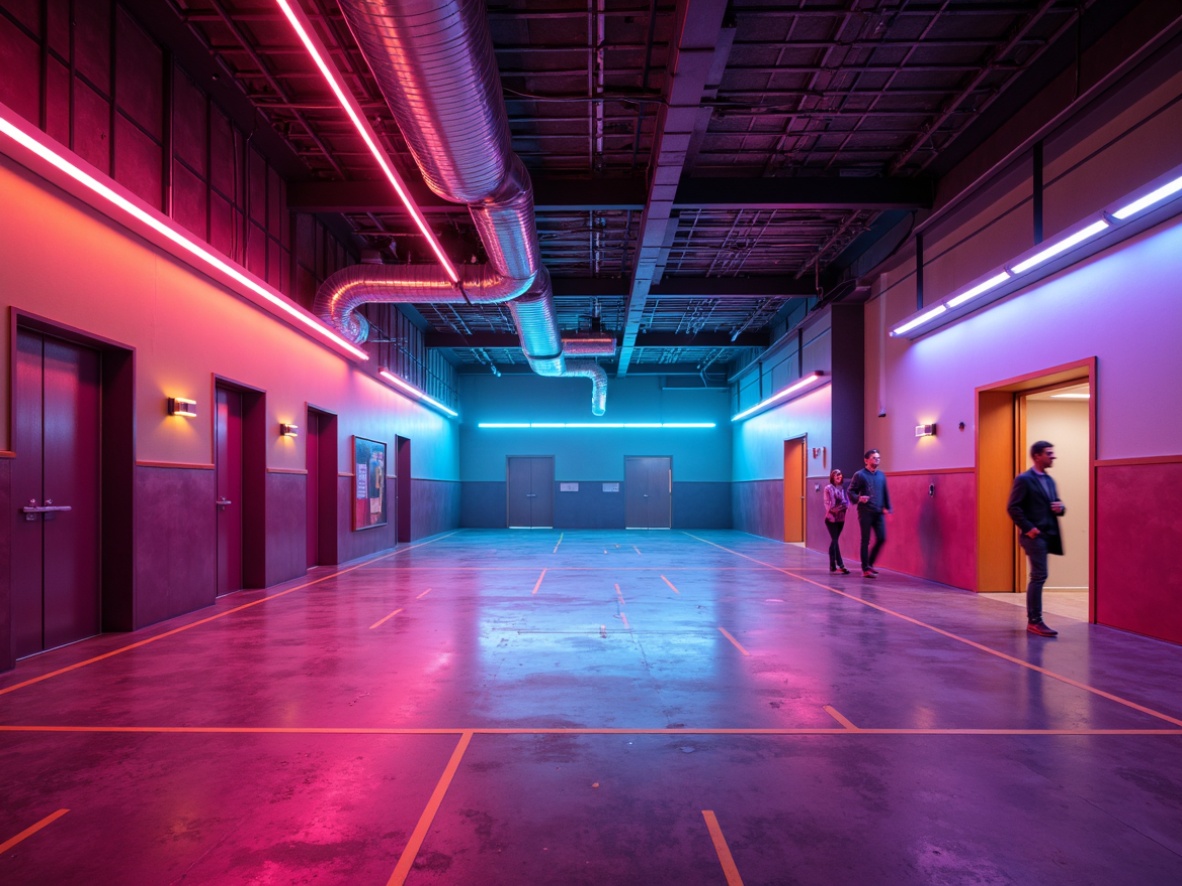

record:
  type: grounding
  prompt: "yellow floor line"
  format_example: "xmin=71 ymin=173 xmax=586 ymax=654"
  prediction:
xmin=532 ymin=569 xmax=547 ymax=595
xmin=718 ymin=627 xmax=750 ymax=656
xmin=553 ymin=533 xmax=563 ymax=553
xmin=416 ymin=588 xmax=433 ymax=599
xmin=661 ymin=575 xmax=680 ymax=594
xmin=614 ymin=583 xmax=625 ymax=605
xmin=387 ymin=731 xmax=473 ymax=886
xmin=633 ymin=545 xmax=642 ymax=555
xmin=684 ymin=533 xmax=1182 ymax=729
xmin=369 ymin=608 xmax=404 ymax=630
xmin=702 ymin=810 xmax=744 ymax=886
xmin=1 ymin=724 xmax=1179 ymax=736
xmin=824 ymin=705 xmax=858 ymax=730
xmin=621 ymin=613 xmax=631 ymax=631
xmin=0 ymin=534 xmax=454 ymax=699
xmin=0 ymin=808 xmax=69 ymax=855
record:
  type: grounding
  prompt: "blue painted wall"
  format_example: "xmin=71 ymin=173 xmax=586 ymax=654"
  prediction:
xmin=458 ymin=374 xmax=731 ymax=527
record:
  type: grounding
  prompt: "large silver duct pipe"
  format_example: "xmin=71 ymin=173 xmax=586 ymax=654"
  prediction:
xmin=319 ymin=0 xmax=607 ymax=414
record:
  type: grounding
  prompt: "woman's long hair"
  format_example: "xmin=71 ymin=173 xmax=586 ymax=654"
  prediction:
xmin=829 ymin=468 xmax=844 ymax=486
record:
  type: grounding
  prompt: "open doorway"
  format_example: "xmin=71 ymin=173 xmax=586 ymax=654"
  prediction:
xmin=1017 ymin=382 xmax=1091 ymax=619
xmin=976 ymin=359 xmax=1094 ymax=621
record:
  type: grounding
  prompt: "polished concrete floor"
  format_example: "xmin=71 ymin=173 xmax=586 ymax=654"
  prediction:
xmin=3 ymin=530 xmax=1182 ymax=885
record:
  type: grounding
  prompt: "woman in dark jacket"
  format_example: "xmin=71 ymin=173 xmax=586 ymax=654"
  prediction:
xmin=823 ymin=468 xmax=851 ymax=574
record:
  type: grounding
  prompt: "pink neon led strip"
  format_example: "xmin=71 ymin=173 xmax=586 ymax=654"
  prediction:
xmin=275 ymin=0 xmax=460 ymax=283
xmin=0 ymin=113 xmax=368 ymax=360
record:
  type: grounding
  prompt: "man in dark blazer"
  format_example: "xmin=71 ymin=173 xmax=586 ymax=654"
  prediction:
xmin=1006 ymin=440 xmax=1066 ymax=636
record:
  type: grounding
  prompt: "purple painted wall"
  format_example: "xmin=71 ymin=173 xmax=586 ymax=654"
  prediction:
xmin=733 ymin=479 xmax=783 ymax=541
xmin=265 ymin=471 xmax=308 ymax=586
xmin=133 ymin=465 xmax=217 ymax=627
xmin=0 ymin=457 xmax=11 ymax=671
xmin=412 ymin=479 xmax=462 ymax=540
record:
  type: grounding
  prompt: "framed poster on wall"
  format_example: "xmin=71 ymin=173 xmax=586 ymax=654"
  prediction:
xmin=352 ymin=436 xmax=388 ymax=530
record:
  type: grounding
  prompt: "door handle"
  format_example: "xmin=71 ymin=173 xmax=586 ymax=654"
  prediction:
xmin=21 ymin=499 xmax=72 ymax=521
xmin=216 ymin=498 xmax=233 ymax=508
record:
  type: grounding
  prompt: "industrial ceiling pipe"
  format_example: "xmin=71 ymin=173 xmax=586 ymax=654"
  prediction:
xmin=314 ymin=0 xmax=608 ymax=414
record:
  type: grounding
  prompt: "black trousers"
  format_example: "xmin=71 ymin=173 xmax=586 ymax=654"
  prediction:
xmin=825 ymin=520 xmax=846 ymax=569
xmin=858 ymin=509 xmax=886 ymax=571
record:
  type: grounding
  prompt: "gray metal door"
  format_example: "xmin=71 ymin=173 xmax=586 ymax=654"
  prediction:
xmin=507 ymin=456 xmax=554 ymax=528
xmin=625 ymin=456 xmax=672 ymax=529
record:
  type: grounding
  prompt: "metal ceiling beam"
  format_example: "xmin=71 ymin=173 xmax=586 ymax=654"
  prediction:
xmin=426 ymin=330 xmax=768 ymax=348
xmin=551 ymin=277 xmax=816 ymax=297
xmin=672 ymin=177 xmax=933 ymax=210
xmin=289 ymin=174 xmax=930 ymax=212
xmin=617 ymin=0 xmax=736 ymax=375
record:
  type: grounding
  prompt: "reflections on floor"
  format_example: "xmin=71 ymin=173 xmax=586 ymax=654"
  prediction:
xmin=2 ymin=530 xmax=1181 ymax=885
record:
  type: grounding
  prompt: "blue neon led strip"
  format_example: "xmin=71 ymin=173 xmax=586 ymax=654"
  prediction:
xmin=478 ymin=422 xmax=716 ymax=429
xmin=890 ymin=165 xmax=1182 ymax=338
xmin=380 ymin=370 xmax=458 ymax=417
xmin=731 ymin=371 xmax=825 ymax=422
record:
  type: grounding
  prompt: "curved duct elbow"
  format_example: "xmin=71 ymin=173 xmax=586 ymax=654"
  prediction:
xmin=332 ymin=0 xmax=608 ymax=412
xmin=562 ymin=361 xmax=609 ymax=416
xmin=314 ymin=263 xmax=538 ymax=345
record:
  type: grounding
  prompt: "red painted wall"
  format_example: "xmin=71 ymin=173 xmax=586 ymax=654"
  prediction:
xmin=1096 ymin=462 xmax=1182 ymax=644
xmin=868 ymin=471 xmax=977 ymax=589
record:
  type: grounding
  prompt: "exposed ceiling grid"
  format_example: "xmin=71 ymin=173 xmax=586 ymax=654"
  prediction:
xmin=159 ymin=0 xmax=1159 ymax=380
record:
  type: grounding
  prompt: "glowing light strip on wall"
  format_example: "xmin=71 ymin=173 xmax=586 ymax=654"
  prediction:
xmin=478 ymin=422 xmax=716 ymax=429
xmin=731 ymin=371 xmax=825 ymax=422
xmin=891 ymin=164 xmax=1182 ymax=339
xmin=379 ymin=369 xmax=459 ymax=418
xmin=0 ymin=111 xmax=369 ymax=360
xmin=275 ymin=0 xmax=460 ymax=283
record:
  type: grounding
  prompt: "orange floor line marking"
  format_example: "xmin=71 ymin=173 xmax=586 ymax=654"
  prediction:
xmin=553 ymin=533 xmax=563 ymax=553
xmin=824 ymin=705 xmax=859 ymax=730
xmin=0 ymin=535 xmax=454 ymax=698
xmin=661 ymin=575 xmax=680 ymax=594
xmin=416 ymin=588 xmax=433 ymax=599
xmin=633 ymin=545 xmax=642 ymax=555
xmin=1 ymin=724 xmax=1180 ymax=737
xmin=614 ymin=583 xmax=625 ymax=605
xmin=621 ymin=613 xmax=631 ymax=631
xmin=387 ymin=731 xmax=473 ymax=886
xmin=532 ymin=569 xmax=547 ymax=595
xmin=684 ymin=533 xmax=1182 ymax=729
xmin=0 ymin=808 xmax=69 ymax=855
xmin=702 ymin=810 xmax=744 ymax=886
xmin=369 ymin=608 xmax=404 ymax=630
xmin=718 ymin=627 xmax=750 ymax=656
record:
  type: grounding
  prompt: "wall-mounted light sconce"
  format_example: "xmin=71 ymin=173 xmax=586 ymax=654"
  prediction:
xmin=168 ymin=397 xmax=197 ymax=417
xmin=915 ymin=423 xmax=937 ymax=437
xmin=890 ymin=163 xmax=1182 ymax=339
xmin=280 ymin=423 xmax=299 ymax=437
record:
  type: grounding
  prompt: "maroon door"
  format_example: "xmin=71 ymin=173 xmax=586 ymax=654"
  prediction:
xmin=13 ymin=330 xmax=101 ymax=657
xmin=396 ymin=436 xmax=411 ymax=543
xmin=306 ymin=410 xmax=320 ymax=568
xmin=215 ymin=387 xmax=244 ymax=595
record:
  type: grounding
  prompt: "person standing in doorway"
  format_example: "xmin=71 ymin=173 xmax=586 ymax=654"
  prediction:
xmin=823 ymin=468 xmax=851 ymax=574
xmin=1007 ymin=440 xmax=1066 ymax=637
xmin=850 ymin=449 xmax=891 ymax=578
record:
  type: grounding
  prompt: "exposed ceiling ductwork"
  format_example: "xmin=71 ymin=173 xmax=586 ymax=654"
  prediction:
xmin=314 ymin=0 xmax=609 ymax=414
